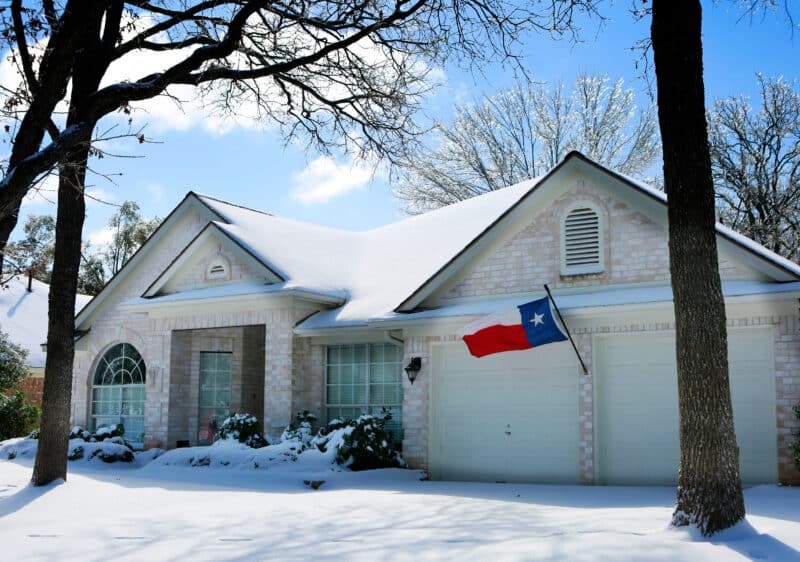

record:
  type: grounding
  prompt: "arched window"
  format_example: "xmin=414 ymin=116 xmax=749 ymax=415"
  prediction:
xmin=91 ymin=343 xmax=146 ymax=448
xmin=561 ymin=203 xmax=605 ymax=275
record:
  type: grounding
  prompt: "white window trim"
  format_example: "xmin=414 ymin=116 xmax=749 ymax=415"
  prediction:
xmin=323 ymin=343 xmax=403 ymax=429
xmin=560 ymin=201 xmax=605 ymax=276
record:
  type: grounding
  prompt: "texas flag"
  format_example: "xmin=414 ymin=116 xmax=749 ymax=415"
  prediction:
xmin=461 ymin=297 xmax=568 ymax=358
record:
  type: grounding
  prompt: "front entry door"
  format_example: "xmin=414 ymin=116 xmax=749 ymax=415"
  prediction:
xmin=198 ymin=351 xmax=232 ymax=445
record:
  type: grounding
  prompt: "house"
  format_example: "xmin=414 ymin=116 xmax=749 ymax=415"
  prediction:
xmin=70 ymin=152 xmax=800 ymax=485
xmin=0 ymin=274 xmax=91 ymax=406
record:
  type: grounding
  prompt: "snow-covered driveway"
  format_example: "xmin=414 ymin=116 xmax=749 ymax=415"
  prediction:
xmin=1 ymin=461 xmax=799 ymax=561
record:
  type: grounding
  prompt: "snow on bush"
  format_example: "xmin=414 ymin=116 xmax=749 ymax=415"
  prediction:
xmin=66 ymin=424 xmax=135 ymax=451
xmin=151 ymin=410 xmax=405 ymax=472
xmin=1 ymin=437 xmax=137 ymax=465
xmin=216 ymin=413 xmax=269 ymax=448
xmin=280 ymin=410 xmax=317 ymax=450
xmin=315 ymin=411 xmax=405 ymax=471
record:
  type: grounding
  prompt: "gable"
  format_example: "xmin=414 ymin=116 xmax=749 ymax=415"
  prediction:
xmin=422 ymin=164 xmax=772 ymax=307
xmin=75 ymin=194 xmax=224 ymax=330
xmin=144 ymin=225 xmax=282 ymax=297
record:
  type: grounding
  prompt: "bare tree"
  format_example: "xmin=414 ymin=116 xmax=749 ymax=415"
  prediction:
xmin=1 ymin=214 xmax=55 ymax=285
xmin=651 ymin=0 xmax=745 ymax=536
xmin=395 ymin=74 xmax=660 ymax=214
xmin=0 ymin=1 xmax=602 ymax=485
xmin=709 ymin=75 xmax=800 ymax=261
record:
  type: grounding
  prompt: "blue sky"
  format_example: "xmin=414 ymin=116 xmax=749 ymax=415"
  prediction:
xmin=14 ymin=2 xmax=800 ymax=247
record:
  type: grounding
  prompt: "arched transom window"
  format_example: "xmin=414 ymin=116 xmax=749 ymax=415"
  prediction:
xmin=91 ymin=343 xmax=146 ymax=448
xmin=561 ymin=204 xmax=605 ymax=275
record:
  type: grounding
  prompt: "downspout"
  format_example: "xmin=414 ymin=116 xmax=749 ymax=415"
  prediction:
xmin=383 ymin=330 xmax=404 ymax=346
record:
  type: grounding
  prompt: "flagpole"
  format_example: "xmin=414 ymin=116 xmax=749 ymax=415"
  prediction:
xmin=544 ymin=284 xmax=588 ymax=375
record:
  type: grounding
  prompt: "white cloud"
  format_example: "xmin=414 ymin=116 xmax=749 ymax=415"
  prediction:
xmin=290 ymin=156 xmax=373 ymax=204
xmin=86 ymin=226 xmax=115 ymax=247
xmin=85 ymin=188 xmax=116 ymax=207
xmin=21 ymin=173 xmax=58 ymax=208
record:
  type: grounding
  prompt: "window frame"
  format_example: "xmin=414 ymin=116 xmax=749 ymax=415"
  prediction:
xmin=197 ymin=351 xmax=233 ymax=445
xmin=324 ymin=343 xmax=403 ymax=440
xmin=560 ymin=201 xmax=605 ymax=276
xmin=90 ymin=343 xmax=146 ymax=449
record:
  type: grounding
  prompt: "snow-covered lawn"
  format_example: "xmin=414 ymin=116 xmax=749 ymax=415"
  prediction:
xmin=1 ymin=456 xmax=799 ymax=561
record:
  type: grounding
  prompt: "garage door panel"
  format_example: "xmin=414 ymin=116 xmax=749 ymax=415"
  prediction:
xmin=597 ymin=330 xmax=777 ymax=485
xmin=431 ymin=342 xmax=579 ymax=483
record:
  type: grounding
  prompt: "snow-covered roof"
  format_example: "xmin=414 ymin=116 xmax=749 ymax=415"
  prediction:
xmin=0 ymin=275 xmax=92 ymax=367
xmin=186 ymin=152 xmax=800 ymax=332
xmin=196 ymin=176 xmax=542 ymax=326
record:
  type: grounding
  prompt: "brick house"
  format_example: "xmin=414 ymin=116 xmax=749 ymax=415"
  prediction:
xmin=70 ymin=152 xmax=800 ymax=485
xmin=0 ymin=275 xmax=91 ymax=408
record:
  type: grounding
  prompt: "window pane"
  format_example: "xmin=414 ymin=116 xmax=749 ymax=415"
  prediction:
xmin=353 ymin=383 xmax=367 ymax=404
xmin=353 ymin=345 xmax=367 ymax=364
xmin=353 ymin=364 xmax=367 ymax=385
xmin=327 ymin=385 xmax=339 ymax=405
xmin=340 ymin=364 xmax=353 ymax=385
xmin=370 ymin=344 xmax=384 ymax=363
xmin=327 ymin=365 xmax=339 ymax=385
xmin=327 ymin=347 xmax=340 ymax=365
xmin=340 ymin=346 xmax=353 ymax=364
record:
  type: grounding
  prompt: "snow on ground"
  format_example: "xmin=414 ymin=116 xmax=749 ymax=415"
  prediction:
xmin=1 ymin=453 xmax=799 ymax=562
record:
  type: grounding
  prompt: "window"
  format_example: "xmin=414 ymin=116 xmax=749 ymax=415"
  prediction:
xmin=561 ymin=204 xmax=604 ymax=275
xmin=91 ymin=343 xmax=146 ymax=448
xmin=198 ymin=352 xmax=232 ymax=445
xmin=325 ymin=344 xmax=403 ymax=441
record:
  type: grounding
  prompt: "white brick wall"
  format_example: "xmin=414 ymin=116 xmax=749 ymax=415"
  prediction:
xmin=441 ymin=180 xmax=758 ymax=301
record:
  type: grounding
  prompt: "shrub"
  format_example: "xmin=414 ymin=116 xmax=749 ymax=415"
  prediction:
xmin=69 ymin=424 xmax=134 ymax=451
xmin=315 ymin=410 xmax=405 ymax=471
xmin=217 ymin=413 xmax=269 ymax=448
xmin=280 ymin=410 xmax=317 ymax=450
xmin=0 ymin=329 xmax=29 ymax=393
xmin=0 ymin=391 xmax=40 ymax=441
xmin=89 ymin=447 xmax=134 ymax=463
xmin=68 ymin=445 xmax=84 ymax=461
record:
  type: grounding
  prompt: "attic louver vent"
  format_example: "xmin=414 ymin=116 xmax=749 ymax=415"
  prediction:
xmin=562 ymin=206 xmax=603 ymax=274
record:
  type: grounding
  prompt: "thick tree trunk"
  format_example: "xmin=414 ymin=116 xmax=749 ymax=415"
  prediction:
xmin=0 ymin=208 xmax=21 ymax=273
xmin=30 ymin=151 xmax=87 ymax=486
xmin=31 ymin=6 xmax=114 ymax=486
xmin=651 ymin=0 xmax=745 ymax=536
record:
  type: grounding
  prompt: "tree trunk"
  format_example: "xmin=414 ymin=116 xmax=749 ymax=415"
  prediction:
xmin=0 ymin=209 xmax=21 ymax=273
xmin=30 ymin=149 xmax=88 ymax=486
xmin=651 ymin=0 xmax=745 ymax=536
xmin=31 ymin=6 xmax=113 ymax=486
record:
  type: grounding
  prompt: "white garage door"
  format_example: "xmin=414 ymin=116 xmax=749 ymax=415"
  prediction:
xmin=596 ymin=329 xmax=777 ymax=485
xmin=430 ymin=341 xmax=579 ymax=483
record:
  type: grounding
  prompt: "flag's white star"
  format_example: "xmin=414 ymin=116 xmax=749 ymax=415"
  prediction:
xmin=531 ymin=312 xmax=544 ymax=326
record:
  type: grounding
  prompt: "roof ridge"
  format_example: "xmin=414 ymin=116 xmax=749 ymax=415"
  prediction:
xmin=194 ymin=192 xmax=275 ymax=218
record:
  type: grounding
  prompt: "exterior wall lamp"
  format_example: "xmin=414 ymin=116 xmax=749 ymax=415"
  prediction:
xmin=405 ymin=357 xmax=422 ymax=385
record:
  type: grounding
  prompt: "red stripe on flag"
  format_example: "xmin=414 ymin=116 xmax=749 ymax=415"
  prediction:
xmin=462 ymin=324 xmax=531 ymax=358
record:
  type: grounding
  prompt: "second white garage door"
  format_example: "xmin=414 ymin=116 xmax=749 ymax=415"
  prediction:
xmin=595 ymin=329 xmax=777 ymax=485
xmin=430 ymin=341 xmax=579 ymax=483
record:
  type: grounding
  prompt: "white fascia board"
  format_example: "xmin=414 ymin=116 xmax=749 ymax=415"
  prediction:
xmin=122 ymin=290 xmax=340 ymax=319
xmin=75 ymin=195 xmax=218 ymax=330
